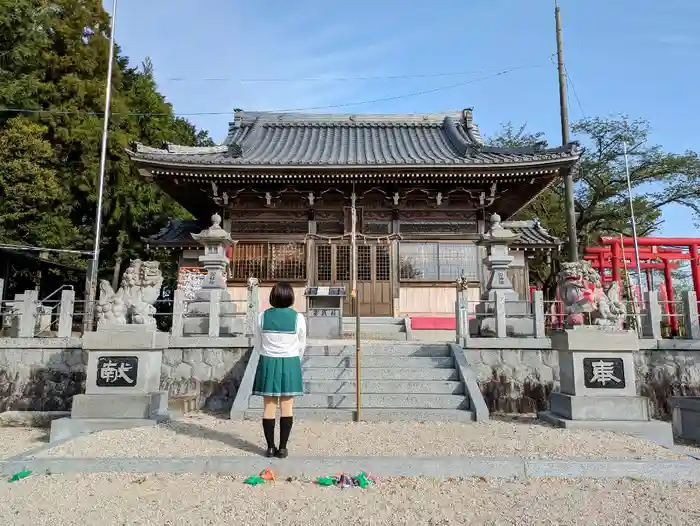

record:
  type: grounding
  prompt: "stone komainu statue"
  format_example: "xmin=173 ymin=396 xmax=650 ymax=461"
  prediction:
xmin=556 ymin=260 xmax=627 ymax=328
xmin=96 ymin=260 xmax=164 ymax=327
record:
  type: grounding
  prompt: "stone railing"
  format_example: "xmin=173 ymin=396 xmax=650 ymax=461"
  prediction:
xmin=1 ymin=279 xmax=262 ymax=340
xmin=1 ymin=289 xmax=76 ymax=338
xmin=455 ymin=289 xmax=700 ymax=346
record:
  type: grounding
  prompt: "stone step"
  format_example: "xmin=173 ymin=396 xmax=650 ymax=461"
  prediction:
xmin=301 ymin=367 xmax=459 ymax=381
xmin=342 ymin=317 xmax=404 ymax=325
xmin=301 ymin=356 xmax=455 ymax=368
xmin=342 ymin=332 xmax=407 ymax=341
xmin=248 ymin=394 xmax=469 ymax=410
xmin=242 ymin=408 xmax=475 ymax=422
xmin=303 ymin=380 xmax=464 ymax=395
xmin=304 ymin=344 xmax=450 ymax=357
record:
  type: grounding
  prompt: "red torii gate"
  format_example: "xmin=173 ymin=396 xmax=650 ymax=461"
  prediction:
xmin=587 ymin=237 xmax=700 ymax=334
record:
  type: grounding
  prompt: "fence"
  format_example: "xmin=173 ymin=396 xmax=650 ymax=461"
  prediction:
xmin=0 ymin=281 xmax=261 ymax=339
xmin=455 ymin=289 xmax=700 ymax=346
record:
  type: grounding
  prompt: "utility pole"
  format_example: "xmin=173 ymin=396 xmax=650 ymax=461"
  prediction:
xmin=555 ymin=0 xmax=579 ymax=261
xmin=84 ymin=0 xmax=118 ymax=331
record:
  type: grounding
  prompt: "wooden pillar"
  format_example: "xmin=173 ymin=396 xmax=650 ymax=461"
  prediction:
xmin=391 ymin=215 xmax=400 ymax=317
xmin=307 ymin=210 xmax=316 ymax=287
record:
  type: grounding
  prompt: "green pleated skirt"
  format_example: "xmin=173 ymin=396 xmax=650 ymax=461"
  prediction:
xmin=252 ymin=355 xmax=304 ymax=397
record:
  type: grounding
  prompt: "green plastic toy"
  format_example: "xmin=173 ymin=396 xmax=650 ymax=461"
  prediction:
xmin=243 ymin=476 xmax=266 ymax=486
xmin=354 ymin=472 xmax=371 ymax=488
xmin=7 ymin=470 xmax=32 ymax=483
xmin=316 ymin=476 xmax=336 ymax=486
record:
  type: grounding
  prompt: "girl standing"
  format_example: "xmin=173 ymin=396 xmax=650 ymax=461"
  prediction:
xmin=251 ymin=282 xmax=306 ymax=458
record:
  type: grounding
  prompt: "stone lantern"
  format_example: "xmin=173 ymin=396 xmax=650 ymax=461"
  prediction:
xmin=471 ymin=213 xmax=533 ymax=337
xmin=191 ymin=212 xmax=234 ymax=294
xmin=183 ymin=213 xmax=241 ymax=336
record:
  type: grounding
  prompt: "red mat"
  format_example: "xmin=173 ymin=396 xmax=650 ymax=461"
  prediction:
xmin=410 ymin=317 xmax=457 ymax=330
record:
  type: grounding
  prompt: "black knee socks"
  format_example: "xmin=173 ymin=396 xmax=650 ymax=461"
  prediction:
xmin=279 ymin=416 xmax=293 ymax=450
xmin=262 ymin=418 xmax=275 ymax=449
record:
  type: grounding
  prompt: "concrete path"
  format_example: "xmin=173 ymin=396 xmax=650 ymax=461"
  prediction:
xmin=3 ymin=454 xmax=700 ymax=481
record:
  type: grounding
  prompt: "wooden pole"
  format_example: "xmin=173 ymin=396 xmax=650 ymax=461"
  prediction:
xmin=555 ymin=0 xmax=579 ymax=262
xmin=351 ymin=189 xmax=361 ymax=422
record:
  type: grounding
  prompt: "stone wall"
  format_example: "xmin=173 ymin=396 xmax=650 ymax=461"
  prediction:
xmin=464 ymin=338 xmax=700 ymax=419
xmin=0 ymin=338 xmax=251 ymax=414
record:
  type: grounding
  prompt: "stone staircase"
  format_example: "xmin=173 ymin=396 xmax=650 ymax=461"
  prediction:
xmin=341 ymin=317 xmax=407 ymax=341
xmin=240 ymin=341 xmax=475 ymax=421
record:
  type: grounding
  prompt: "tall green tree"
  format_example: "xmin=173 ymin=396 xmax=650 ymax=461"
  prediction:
xmin=0 ymin=0 xmax=212 ymax=293
xmin=487 ymin=117 xmax=700 ymax=292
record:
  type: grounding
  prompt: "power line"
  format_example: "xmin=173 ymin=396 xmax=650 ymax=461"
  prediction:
xmin=163 ymin=63 xmax=553 ymax=83
xmin=564 ymin=65 xmax=587 ymax=119
xmin=0 ymin=62 xmax=550 ymax=118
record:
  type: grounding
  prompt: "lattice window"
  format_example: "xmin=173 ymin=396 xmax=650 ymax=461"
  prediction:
xmin=336 ymin=245 xmax=351 ymax=281
xmin=376 ymin=246 xmax=391 ymax=281
xmin=230 ymin=242 xmax=306 ymax=281
xmin=357 ymin=245 xmax=372 ymax=281
xmin=317 ymin=245 xmax=332 ymax=282
xmin=399 ymin=242 xmax=478 ymax=281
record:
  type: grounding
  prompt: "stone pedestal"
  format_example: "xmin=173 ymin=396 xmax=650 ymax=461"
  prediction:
xmin=539 ymin=327 xmax=674 ymax=446
xmin=49 ymin=326 xmax=170 ymax=443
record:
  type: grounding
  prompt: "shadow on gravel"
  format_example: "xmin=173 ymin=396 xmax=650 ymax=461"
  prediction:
xmin=490 ymin=413 xmax=554 ymax=429
xmin=167 ymin=420 xmax=266 ymax=456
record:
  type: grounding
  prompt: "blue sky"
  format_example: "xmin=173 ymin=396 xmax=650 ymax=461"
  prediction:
xmin=109 ymin=0 xmax=699 ymax=237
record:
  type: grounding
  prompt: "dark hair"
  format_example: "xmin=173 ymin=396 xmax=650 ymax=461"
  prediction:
xmin=269 ymin=282 xmax=295 ymax=308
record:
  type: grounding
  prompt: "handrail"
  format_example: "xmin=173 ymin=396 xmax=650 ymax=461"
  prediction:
xmin=40 ymin=285 xmax=74 ymax=304
xmin=36 ymin=285 xmax=74 ymax=335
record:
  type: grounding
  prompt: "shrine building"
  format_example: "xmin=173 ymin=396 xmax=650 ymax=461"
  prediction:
xmin=127 ymin=109 xmax=579 ymax=318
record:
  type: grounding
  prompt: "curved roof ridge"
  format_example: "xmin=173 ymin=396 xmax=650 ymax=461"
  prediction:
xmin=231 ymin=109 xmax=467 ymax=126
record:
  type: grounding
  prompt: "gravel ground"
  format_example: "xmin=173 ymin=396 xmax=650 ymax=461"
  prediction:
xmin=35 ymin=412 xmax=688 ymax=460
xmin=1 ymin=473 xmax=699 ymax=525
xmin=0 ymin=428 xmax=47 ymax=459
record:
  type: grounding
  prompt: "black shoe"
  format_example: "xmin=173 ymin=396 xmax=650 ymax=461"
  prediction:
xmin=275 ymin=448 xmax=288 ymax=459
xmin=265 ymin=447 xmax=277 ymax=458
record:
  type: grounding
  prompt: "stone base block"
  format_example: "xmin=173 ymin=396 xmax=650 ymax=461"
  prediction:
xmin=477 ymin=317 xmax=534 ymax=337
xmin=670 ymin=397 xmax=700 ymax=443
xmin=538 ymin=411 xmax=674 ymax=447
xmin=71 ymin=392 xmax=168 ymax=420
xmin=550 ymin=392 xmax=650 ymax=421
xmin=49 ymin=416 xmax=170 ymax=444
xmin=85 ymin=326 xmax=169 ymax=349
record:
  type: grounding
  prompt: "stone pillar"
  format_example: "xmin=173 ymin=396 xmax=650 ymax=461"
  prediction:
xmin=473 ymin=214 xmax=533 ymax=337
xmin=16 ymin=291 xmax=38 ymax=338
xmin=539 ymin=327 xmax=673 ymax=446
xmin=455 ymin=275 xmax=469 ymax=347
xmin=171 ymin=288 xmax=186 ymax=338
xmin=642 ymin=291 xmax=662 ymax=340
xmin=532 ymin=290 xmax=545 ymax=339
xmin=245 ymin=278 xmax=260 ymax=338
xmin=683 ymin=290 xmax=700 ymax=340
xmin=57 ymin=289 xmax=75 ymax=338
xmin=183 ymin=213 xmax=240 ymax=337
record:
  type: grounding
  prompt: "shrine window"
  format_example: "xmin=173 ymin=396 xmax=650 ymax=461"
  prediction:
xmin=229 ymin=242 xmax=306 ymax=282
xmin=399 ymin=242 xmax=478 ymax=282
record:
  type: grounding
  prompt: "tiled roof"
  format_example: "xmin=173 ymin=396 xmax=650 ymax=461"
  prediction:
xmin=142 ymin=219 xmax=206 ymax=248
xmin=128 ymin=109 xmax=580 ymax=168
xmin=503 ymin=220 xmax=561 ymax=248
xmin=144 ymin=219 xmax=560 ymax=248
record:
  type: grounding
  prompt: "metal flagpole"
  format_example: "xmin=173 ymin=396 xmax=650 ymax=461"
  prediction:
xmin=351 ymin=187 xmax=361 ymax=422
xmin=622 ymin=136 xmax=644 ymax=293
xmin=84 ymin=0 xmax=118 ymax=331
